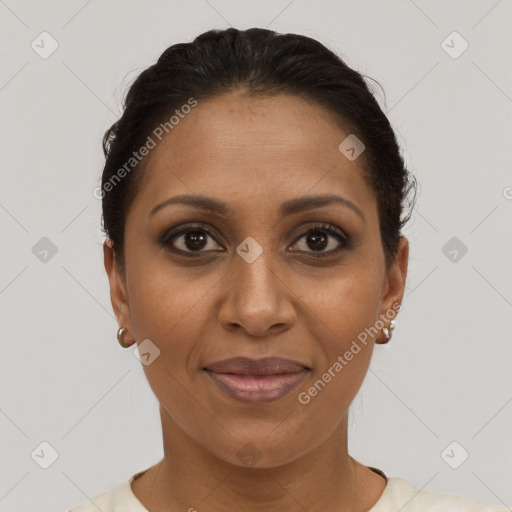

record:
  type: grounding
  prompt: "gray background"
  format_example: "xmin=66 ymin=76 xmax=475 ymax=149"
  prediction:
xmin=0 ymin=1 xmax=511 ymax=511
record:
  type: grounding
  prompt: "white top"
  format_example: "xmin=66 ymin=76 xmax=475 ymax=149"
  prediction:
xmin=68 ymin=467 xmax=507 ymax=511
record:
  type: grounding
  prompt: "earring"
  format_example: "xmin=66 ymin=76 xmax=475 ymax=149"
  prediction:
xmin=379 ymin=320 xmax=396 ymax=344
xmin=117 ymin=326 xmax=133 ymax=348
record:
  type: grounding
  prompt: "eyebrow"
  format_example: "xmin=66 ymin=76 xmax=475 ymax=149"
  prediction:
xmin=149 ymin=193 xmax=365 ymax=221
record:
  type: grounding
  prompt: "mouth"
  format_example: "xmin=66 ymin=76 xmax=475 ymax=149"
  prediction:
xmin=203 ymin=357 xmax=311 ymax=404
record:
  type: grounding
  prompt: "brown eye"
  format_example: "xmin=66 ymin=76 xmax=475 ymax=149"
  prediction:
xmin=162 ymin=225 xmax=224 ymax=254
xmin=178 ymin=229 xmax=209 ymax=251
xmin=161 ymin=222 xmax=349 ymax=259
xmin=289 ymin=224 xmax=349 ymax=258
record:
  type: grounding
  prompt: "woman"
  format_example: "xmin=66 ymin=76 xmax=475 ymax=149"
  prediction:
xmin=70 ymin=27 xmax=505 ymax=511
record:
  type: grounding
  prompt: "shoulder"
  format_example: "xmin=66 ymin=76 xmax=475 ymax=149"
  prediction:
xmin=67 ymin=477 xmax=148 ymax=512
xmin=67 ymin=469 xmax=150 ymax=512
xmin=376 ymin=476 xmax=508 ymax=512
xmin=67 ymin=487 xmax=114 ymax=512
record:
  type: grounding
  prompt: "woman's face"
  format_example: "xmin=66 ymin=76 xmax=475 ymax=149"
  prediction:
xmin=104 ymin=91 xmax=408 ymax=468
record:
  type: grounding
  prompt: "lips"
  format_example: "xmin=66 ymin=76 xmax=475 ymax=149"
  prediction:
xmin=203 ymin=357 xmax=311 ymax=404
xmin=204 ymin=356 xmax=310 ymax=375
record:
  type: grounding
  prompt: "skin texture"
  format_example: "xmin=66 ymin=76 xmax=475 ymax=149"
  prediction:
xmin=104 ymin=91 xmax=409 ymax=512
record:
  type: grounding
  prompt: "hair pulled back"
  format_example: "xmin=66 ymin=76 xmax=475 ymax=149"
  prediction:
xmin=100 ymin=27 xmax=416 ymax=272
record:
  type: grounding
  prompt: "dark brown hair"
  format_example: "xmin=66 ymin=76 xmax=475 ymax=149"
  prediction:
xmin=100 ymin=27 xmax=417 ymax=272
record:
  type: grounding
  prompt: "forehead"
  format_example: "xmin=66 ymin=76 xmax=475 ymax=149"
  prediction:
xmin=130 ymin=91 xmax=376 ymax=219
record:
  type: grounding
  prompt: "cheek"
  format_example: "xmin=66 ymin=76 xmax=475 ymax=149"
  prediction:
xmin=127 ymin=258 xmax=210 ymax=340
xmin=127 ymin=280 xmax=209 ymax=429
xmin=294 ymin=268 xmax=381 ymax=403
xmin=125 ymin=268 xmax=208 ymax=395
xmin=296 ymin=264 xmax=382 ymax=349
xmin=297 ymin=302 xmax=377 ymax=425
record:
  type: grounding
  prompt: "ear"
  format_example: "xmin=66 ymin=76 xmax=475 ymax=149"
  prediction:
xmin=379 ymin=236 xmax=409 ymax=324
xmin=103 ymin=239 xmax=134 ymax=343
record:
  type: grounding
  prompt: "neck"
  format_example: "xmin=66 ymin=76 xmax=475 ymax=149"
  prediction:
xmin=131 ymin=407 xmax=386 ymax=512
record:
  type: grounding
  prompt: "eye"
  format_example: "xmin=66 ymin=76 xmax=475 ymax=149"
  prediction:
xmin=161 ymin=222 xmax=349 ymax=258
xmin=289 ymin=223 xmax=348 ymax=258
xmin=161 ymin=224 xmax=223 ymax=254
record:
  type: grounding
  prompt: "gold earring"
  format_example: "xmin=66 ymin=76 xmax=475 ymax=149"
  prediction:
xmin=379 ymin=320 xmax=396 ymax=344
xmin=117 ymin=326 xmax=133 ymax=348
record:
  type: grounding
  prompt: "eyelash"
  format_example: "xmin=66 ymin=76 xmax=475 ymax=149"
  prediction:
xmin=160 ymin=222 xmax=349 ymax=259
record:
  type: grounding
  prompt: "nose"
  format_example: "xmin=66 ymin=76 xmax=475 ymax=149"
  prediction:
xmin=217 ymin=247 xmax=296 ymax=337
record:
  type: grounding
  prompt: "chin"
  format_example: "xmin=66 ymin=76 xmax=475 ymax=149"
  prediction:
xmin=208 ymin=428 xmax=315 ymax=470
